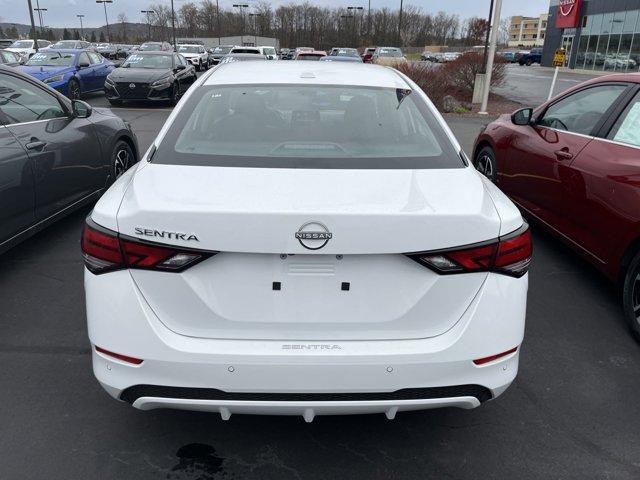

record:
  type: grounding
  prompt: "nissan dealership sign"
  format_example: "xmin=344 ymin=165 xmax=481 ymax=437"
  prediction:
xmin=556 ymin=0 xmax=583 ymax=28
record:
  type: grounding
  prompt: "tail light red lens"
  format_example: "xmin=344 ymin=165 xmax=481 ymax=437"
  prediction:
xmin=82 ymin=218 xmax=215 ymax=275
xmin=406 ymin=225 xmax=532 ymax=278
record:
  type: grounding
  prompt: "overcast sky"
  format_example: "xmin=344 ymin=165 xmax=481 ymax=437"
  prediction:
xmin=0 ymin=0 xmax=551 ymax=28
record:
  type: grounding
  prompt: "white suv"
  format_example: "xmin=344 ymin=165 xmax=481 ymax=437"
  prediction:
xmin=177 ymin=44 xmax=208 ymax=71
xmin=83 ymin=61 xmax=529 ymax=422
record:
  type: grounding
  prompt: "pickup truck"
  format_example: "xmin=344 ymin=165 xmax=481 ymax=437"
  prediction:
xmin=518 ymin=47 xmax=543 ymax=66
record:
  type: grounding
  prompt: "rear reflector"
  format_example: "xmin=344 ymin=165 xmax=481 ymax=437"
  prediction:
xmin=81 ymin=218 xmax=216 ymax=274
xmin=95 ymin=346 xmax=144 ymax=365
xmin=473 ymin=347 xmax=518 ymax=365
xmin=406 ymin=224 xmax=532 ymax=278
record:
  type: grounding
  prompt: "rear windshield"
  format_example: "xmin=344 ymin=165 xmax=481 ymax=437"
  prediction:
xmin=26 ymin=51 xmax=75 ymax=66
xmin=152 ymin=84 xmax=462 ymax=169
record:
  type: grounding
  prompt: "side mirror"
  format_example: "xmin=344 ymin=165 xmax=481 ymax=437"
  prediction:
xmin=174 ymin=64 xmax=186 ymax=71
xmin=72 ymin=99 xmax=92 ymax=118
xmin=78 ymin=61 xmax=90 ymax=68
xmin=511 ymin=107 xmax=534 ymax=126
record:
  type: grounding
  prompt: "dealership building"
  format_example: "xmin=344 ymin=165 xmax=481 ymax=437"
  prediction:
xmin=542 ymin=0 xmax=640 ymax=72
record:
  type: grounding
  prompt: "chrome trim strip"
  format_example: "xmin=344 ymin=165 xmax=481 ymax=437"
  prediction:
xmin=593 ymin=137 xmax=640 ymax=151
xmin=3 ymin=118 xmax=64 ymax=128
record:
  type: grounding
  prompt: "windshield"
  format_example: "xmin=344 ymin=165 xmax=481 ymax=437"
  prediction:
xmin=378 ymin=48 xmax=402 ymax=57
xmin=231 ymin=48 xmax=259 ymax=54
xmin=213 ymin=46 xmax=232 ymax=54
xmin=10 ymin=40 xmax=32 ymax=48
xmin=52 ymin=41 xmax=78 ymax=49
xmin=297 ymin=54 xmax=324 ymax=60
xmin=153 ymin=85 xmax=462 ymax=169
xmin=122 ymin=54 xmax=173 ymax=69
xmin=26 ymin=51 xmax=75 ymax=67
xmin=264 ymin=47 xmax=276 ymax=55
xmin=333 ymin=48 xmax=358 ymax=57
xmin=139 ymin=43 xmax=162 ymax=51
xmin=179 ymin=46 xmax=199 ymax=53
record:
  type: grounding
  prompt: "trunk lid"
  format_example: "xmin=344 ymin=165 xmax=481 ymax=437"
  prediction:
xmin=118 ymin=164 xmax=500 ymax=341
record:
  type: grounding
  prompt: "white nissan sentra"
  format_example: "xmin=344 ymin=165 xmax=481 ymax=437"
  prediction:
xmin=83 ymin=61 xmax=530 ymax=421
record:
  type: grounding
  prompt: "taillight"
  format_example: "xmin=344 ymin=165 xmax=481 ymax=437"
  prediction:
xmin=406 ymin=225 xmax=532 ymax=278
xmin=81 ymin=218 xmax=215 ymax=275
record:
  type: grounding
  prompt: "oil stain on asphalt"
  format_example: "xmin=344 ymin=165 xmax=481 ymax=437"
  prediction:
xmin=167 ymin=443 xmax=225 ymax=479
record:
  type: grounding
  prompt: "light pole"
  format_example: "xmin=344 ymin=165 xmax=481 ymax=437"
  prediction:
xmin=34 ymin=0 xmax=45 ymax=34
xmin=76 ymin=14 xmax=85 ymax=40
xmin=216 ymin=0 xmax=221 ymax=45
xmin=169 ymin=0 xmax=177 ymax=50
xmin=479 ymin=0 xmax=502 ymax=114
xmin=96 ymin=0 xmax=113 ymax=43
xmin=249 ymin=13 xmax=262 ymax=47
xmin=141 ymin=9 xmax=155 ymax=41
xmin=347 ymin=6 xmax=363 ymax=47
xmin=482 ymin=0 xmax=495 ymax=73
xmin=397 ymin=0 xmax=403 ymax=47
xmin=233 ymin=4 xmax=249 ymax=43
xmin=26 ymin=0 xmax=39 ymax=52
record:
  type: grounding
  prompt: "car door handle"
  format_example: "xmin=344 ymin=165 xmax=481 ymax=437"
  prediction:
xmin=25 ymin=140 xmax=46 ymax=151
xmin=554 ymin=149 xmax=574 ymax=160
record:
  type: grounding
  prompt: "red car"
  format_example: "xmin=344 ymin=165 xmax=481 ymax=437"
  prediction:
xmin=361 ymin=47 xmax=376 ymax=63
xmin=473 ymin=73 xmax=640 ymax=340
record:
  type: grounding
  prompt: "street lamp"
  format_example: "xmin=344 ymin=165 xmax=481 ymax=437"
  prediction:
xmin=26 ymin=0 xmax=39 ymax=52
xmin=347 ymin=6 xmax=363 ymax=47
xmin=397 ymin=0 xmax=403 ymax=47
xmin=77 ymin=14 xmax=85 ymax=40
xmin=248 ymin=13 xmax=262 ymax=47
xmin=141 ymin=9 xmax=155 ymax=41
xmin=96 ymin=0 xmax=113 ymax=43
xmin=233 ymin=4 xmax=249 ymax=42
xmin=169 ymin=0 xmax=177 ymax=50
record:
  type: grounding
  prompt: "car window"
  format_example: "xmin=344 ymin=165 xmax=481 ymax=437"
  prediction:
xmin=88 ymin=52 xmax=103 ymax=64
xmin=538 ymin=85 xmax=627 ymax=135
xmin=608 ymin=92 xmax=640 ymax=148
xmin=78 ymin=52 xmax=91 ymax=66
xmin=152 ymin=84 xmax=463 ymax=170
xmin=177 ymin=54 xmax=187 ymax=66
xmin=0 ymin=74 xmax=67 ymax=125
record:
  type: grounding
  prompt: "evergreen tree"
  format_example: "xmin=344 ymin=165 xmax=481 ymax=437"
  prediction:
xmin=63 ymin=28 xmax=71 ymax=40
xmin=0 ymin=26 xmax=5 ymax=39
xmin=90 ymin=31 xmax=97 ymax=43
xmin=73 ymin=30 xmax=80 ymax=40
xmin=99 ymin=31 xmax=106 ymax=43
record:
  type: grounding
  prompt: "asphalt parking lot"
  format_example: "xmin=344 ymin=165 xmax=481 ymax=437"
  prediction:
xmin=1 ymin=87 xmax=640 ymax=480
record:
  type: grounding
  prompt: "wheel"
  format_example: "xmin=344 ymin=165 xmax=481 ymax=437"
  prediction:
xmin=111 ymin=140 xmax=135 ymax=181
xmin=622 ymin=251 xmax=640 ymax=342
xmin=170 ymin=82 xmax=180 ymax=106
xmin=474 ymin=146 xmax=498 ymax=182
xmin=107 ymin=99 xmax=122 ymax=106
xmin=67 ymin=78 xmax=81 ymax=100
xmin=526 ymin=59 xmax=533 ymax=66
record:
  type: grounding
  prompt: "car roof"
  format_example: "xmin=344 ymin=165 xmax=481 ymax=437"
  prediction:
xmin=204 ymin=61 xmax=409 ymax=88
xmin=178 ymin=44 xmax=201 ymax=47
xmin=41 ymin=49 xmax=84 ymax=54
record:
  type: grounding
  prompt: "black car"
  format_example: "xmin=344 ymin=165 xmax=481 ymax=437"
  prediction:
xmin=0 ymin=65 xmax=138 ymax=255
xmin=104 ymin=52 xmax=196 ymax=106
xmin=0 ymin=50 xmax=21 ymax=67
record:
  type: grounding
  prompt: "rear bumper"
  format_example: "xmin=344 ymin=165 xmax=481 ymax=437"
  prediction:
xmin=86 ymin=268 xmax=526 ymax=420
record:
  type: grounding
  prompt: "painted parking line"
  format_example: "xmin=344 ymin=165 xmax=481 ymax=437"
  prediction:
xmin=506 ymin=72 xmax=582 ymax=83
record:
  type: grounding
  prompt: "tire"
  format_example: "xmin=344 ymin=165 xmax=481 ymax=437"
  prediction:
xmin=111 ymin=140 xmax=135 ymax=181
xmin=622 ymin=251 xmax=640 ymax=342
xmin=474 ymin=146 xmax=498 ymax=182
xmin=170 ymin=82 xmax=180 ymax=106
xmin=67 ymin=78 xmax=81 ymax=100
xmin=526 ymin=59 xmax=533 ymax=66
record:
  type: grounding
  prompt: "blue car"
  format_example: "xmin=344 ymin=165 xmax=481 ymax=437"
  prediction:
xmin=17 ymin=49 xmax=115 ymax=99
